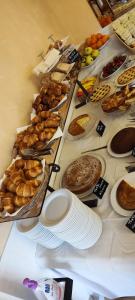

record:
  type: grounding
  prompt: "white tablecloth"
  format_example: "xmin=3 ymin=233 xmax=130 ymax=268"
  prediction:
xmin=0 ymin=26 xmax=135 ymax=300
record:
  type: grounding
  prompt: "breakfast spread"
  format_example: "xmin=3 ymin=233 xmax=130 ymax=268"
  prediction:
xmin=117 ymin=66 xmax=135 ymax=85
xmin=91 ymin=85 xmax=111 ymax=102
xmin=68 ymin=114 xmax=90 ymax=136
xmin=0 ymin=159 xmax=44 ymax=214
xmin=117 ymin=180 xmax=135 ymax=210
xmin=110 ymin=127 xmax=135 ymax=154
xmin=61 ymin=155 xmax=102 ymax=195
xmin=101 ymin=55 xmax=127 ymax=78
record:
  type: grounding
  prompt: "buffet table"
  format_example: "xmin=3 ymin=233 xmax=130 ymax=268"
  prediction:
xmin=0 ymin=26 xmax=135 ymax=299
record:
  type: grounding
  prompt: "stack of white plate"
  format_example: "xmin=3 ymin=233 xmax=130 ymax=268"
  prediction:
xmin=40 ymin=189 xmax=102 ymax=250
xmin=16 ymin=218 xmax=63 ymax=249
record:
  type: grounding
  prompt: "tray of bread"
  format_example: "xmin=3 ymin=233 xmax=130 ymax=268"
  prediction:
xmin=117 ymin=66 xmax=135 ymax=86
xmin=0 ymin=157 xmax=50 ymax=220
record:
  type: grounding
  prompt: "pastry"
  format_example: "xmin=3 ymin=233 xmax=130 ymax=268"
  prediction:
xmin=61 ymin=155 xmax=102 ymax=195
xmin=111 ymin=127 xmax=135 ymax=154
xmin=56 ymin=63 xmax=71 ymax=73
xmin=117 ymin=180 xmax=135 ymax=210
xmin=91 ymin=85 xmax=110 ymax=102
xmin=117 ymin=66 xmax=135 ymax=85
xmin=102 ymin=91 xmax=126 ymax=113
xmin=51 ymin=72 xmax=65 ymax=82
xmin=68 ymin=114 xmax=90 ymax=136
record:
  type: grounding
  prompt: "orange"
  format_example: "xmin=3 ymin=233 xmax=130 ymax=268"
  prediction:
xmin=92 ymin=44 xmax=97 ymax=49
xmin=97 ymin=33 xmax=103 ymax=40
xmin=96 ymin=41 xmax=103 ymax=48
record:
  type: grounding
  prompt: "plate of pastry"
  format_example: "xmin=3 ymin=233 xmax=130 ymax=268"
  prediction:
xmin=107 ymin=127 xmax=135 ymax=158
xmin=67 ymin=113 xmax=96 ymax=140
xmin=111 ymin=172 xmax=135 ymax=216
xmin=60 ymin=153 xmax=106 ymax=199
xmin=0 ymin=157 xmax=48 ymax=217
xmin=100 ymin=54 xmax=127 ymax=80
xmin=116 ymin=66 xmax=135 ymax=87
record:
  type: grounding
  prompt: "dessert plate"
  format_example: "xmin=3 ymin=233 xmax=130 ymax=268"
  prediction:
xmin=111 ymin=172 xmax=135 ymax=217
xmin=107 ymin=136 xmax=132 ymax=158
xmin=60 ymin=153 xmax=106 ymax=199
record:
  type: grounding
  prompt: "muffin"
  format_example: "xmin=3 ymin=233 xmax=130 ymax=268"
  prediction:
xmin=61 ymin=155 xmax=102 ymax=195
xmin=111 ymin=127 xmax=135 ymax=154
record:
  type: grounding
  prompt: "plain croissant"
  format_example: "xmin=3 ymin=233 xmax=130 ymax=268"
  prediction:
xmin=24 ymin=166 xmax=43 ymax=179
xmin=23 ymin=160 xmax=41 ymax=170
xmin=16 ymin=182 xmax=37 ymax=197
xmin=14 ymin=196 xmax=31 ymax=207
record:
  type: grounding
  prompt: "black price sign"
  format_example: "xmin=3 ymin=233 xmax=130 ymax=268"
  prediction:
xmin=68 ymin=49 xmax=81 ymax=63
xmin=96 ymin=121 xmax=106 ymax=137
xmin=132 ymin=147 xmax=135 ymax=157
xmin=83 ymin=199 xmax=98 ymax=208
xmin=93 ymin=177 xmax=109 ymax=199
xmin=126 ymin=212 xmax=135 ymax=233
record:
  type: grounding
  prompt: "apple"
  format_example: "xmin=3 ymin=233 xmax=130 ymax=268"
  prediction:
xmin=84 ymin=47 xmax=93 ymax=56
xmin=85 ymin=55 xmax=93 ymax=65
xmin=81 ymin=62 xmax=86 ymax=68
xmin=92 ymin=49 xmax=99 ymax=58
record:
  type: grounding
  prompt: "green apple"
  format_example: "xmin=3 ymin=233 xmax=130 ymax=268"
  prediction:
xmin=92 ymin=49 xmax=99 ymax=58
xmin=85 ymin=55 xmax=93 ymax=65
xmin=81 ymin=62 xmax=86 ymax=67
xmin=84 ymin=47 xmax=93 ymax=56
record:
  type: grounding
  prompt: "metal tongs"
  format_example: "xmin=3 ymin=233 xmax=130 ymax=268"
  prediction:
xmin=75 ymin=80 xmax=93 ymax=109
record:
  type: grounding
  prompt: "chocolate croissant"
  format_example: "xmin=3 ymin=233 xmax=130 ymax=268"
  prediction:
xmin=16 ymin=182 xmax=37 ymax=197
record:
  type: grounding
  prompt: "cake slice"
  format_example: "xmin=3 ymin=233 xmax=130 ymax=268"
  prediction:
xmin=117 ymin=180 xmax=135 ymax=210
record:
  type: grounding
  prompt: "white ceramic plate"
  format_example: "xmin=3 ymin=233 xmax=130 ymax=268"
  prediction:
xmin=111 ymin=172 xmax=135 ymax=217
xmin=100 ymin=54 xmax=127 ymax=80
xmin=107 ymin=134 xmax=132 ymax=158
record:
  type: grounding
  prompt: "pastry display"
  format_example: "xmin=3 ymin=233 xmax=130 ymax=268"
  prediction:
xmin=0 ymin=159 xmax=44 ymax=214
xmin=101 ymin=55 xmax=127 ymax=79
xmin=14 ymin=113 xmax=61 ymax=154
xmin=61 ymin=155 xmax=102 ymax=195
xmin=117 ymin=66 xmax=135 ymax=86
xmin=33 ymin=81 xmax=68 ymax=112
xmin=117 ymin=180 xmax=135 ymax=210
xmin=91 ymin=85 xmax=111 ymax=102
xmin=81 ymin=46 xmax=100 ymax=68
xmin=77 ymin=76 xmax=97 ymax=98
xmin=101 ymin=85 xmax=135 ymax=113
xmin=110 ymin=127 xmax=135 ymax=154
xmin=85 ymin=33 xmax=110 ymax=49
xmin=68 ymin=114 xmax=90 ymax=136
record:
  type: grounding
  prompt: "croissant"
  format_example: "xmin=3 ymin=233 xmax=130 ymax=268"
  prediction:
xmin=28 ymin=179 xmax=41 ymax=187
xmin=43 ymin=119 xmax=60 ymax=128
xmin=35 ymin=122 xmax=45 ymax=133
xmin=25 ymin=166 xmax=43 ymax=179
xmin=0 ymin=199 xmax=3 ymax=212
xmin=31 ymin=115 xmax=41 ymax=124
xmin=23 ymin=134 xmax=38 ymax=147
xmin=33 ymin=95 xmax=42 ymax=109
xmin=38 ymin=111 xmax=52 ymax=119
xmin=5 ymin=164 xmax=17 ymax=177
xmin=26 ymin=126 xmax=35 ymax=134
xmin=14 ymin=196 xmax=31 ymax=207
xmin=16 ymin=182 xmax=37 ymax=197
xmin=34 ymin=141 xmax=45 ymax=150
xmin=24 ymin=160 xmax=41 ymax=170
xmin=3 ymin=178 xmax=17 ymax=193
xmin=2 ymin=197 xmax=15 ymax=214
xmin=10 ymin=170 xmax=25 ymax=185
xmin=14 ymin=159 xmax=25 ymax=169
xmin=39 ymin=128 xmax=56 ymax=141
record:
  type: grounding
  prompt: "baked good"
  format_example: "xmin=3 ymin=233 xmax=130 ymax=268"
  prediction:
xmin=117 ymin=180 xmax=135 ymax=210
xmin=102 ymin=91 xmax=126 ymax=113
xmin=91 ymin=85 xmax=110 ymax=102
xmin=56 ymin=63 xmax=71 ymax=73
xmin=117 ymin=66 xmax=135 ymax=85
xmin=68 ymin=114 xmax=90 ymax=136
xmin=111 ymin=127 xmax=135 ymax=154
xmin=51 ymin=72 xmax=65 ymax=82
xmin=61 ymin=155 xmax=102 ymax=195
